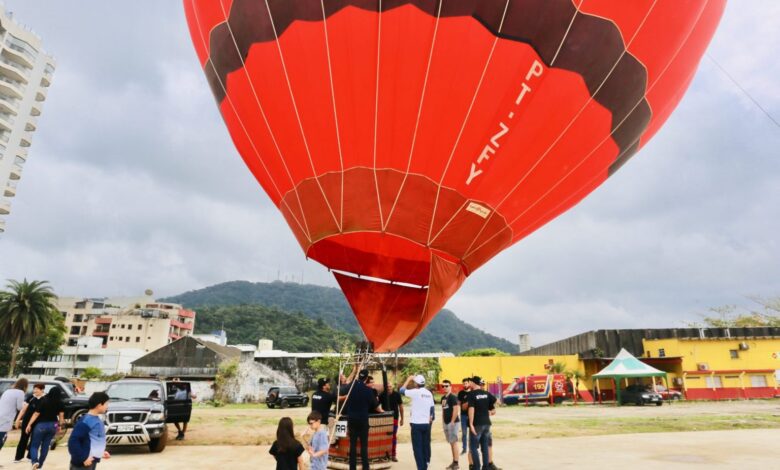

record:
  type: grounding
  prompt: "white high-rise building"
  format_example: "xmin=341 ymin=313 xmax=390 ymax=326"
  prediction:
xmin=0 ymin=5 xmax=55 ymax=233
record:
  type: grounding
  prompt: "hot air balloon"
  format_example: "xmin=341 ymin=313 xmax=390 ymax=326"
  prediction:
xmin=184 ymin=0 xmax=725 ymax=351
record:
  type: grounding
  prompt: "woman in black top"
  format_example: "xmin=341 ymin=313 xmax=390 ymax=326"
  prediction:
xmin=26 ymin=387 xmax=64 ymax=469
xmin=269 ymin=417 xmax=304 ymax=470
xmin=13 ymin=383 xmax=44 ymax=462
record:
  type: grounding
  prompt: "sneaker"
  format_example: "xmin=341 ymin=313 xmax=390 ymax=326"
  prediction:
xmin=446 ymin=463 xmax=460 ymax=470
xmin=32 ymin=464 xmax=40 ymax=470
xmin=391 ymin=456 xmax=398 ymax=462
xmin=176 ymin=432 xmax=184 ymax=441
xmin=488 ymin=464 xmax=502 ymax=470
xmin=461 ymin=449 xmax=467 ymax=455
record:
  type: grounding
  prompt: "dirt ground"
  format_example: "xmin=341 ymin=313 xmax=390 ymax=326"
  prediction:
xmin=9 ymin=429 xmax=779 ymax=469
xmin=2 ymin=400 xmax=779 ymax=468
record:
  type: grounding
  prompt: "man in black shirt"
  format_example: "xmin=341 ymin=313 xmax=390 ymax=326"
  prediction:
xmin=441 ymin=380 xmax=460 ymax=469
xmin=378 ymin=383 xmax=403 ymax=462
xmin=457 ymin=377 xmax=472 ymax=456
xmin=467 ymin=377 xmax=498 ymax=470
xmin=341 ymin=369 xmax=380 ymax=470
xmin=311 ymin=378 xmax=336 ymax=431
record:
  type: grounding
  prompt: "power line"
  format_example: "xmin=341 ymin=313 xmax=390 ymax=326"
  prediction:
xmin=706 ymin=53 xmax=780 ymax=129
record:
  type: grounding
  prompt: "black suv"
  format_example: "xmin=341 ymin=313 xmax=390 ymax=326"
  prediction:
xmin=103 ymin=378 xmax=193 ymax=453
xmin=266 ymin=386 xmax=308 ymax=409
xmin=0 ymin=377 xmax=90 ymax=425
xmin=620 ymin=384 xmax=663 ymax=406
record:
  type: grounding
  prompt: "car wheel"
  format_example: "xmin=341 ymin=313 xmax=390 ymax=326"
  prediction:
xmin=148 ymin=425 xmax=169 ymax=453
xmin=635 ymin=398 xmax=644 ymax=406
xmin=656 ymin=401 xmax=663 ymax=406
xmin=673 ymin=395 xmax=681 ymax=401
xmin=281 ymin=399 xmax=289 ymax=409
xmin=71 ymin=409 xmax=87 ymax=426
xmin=267 ymin=403 xmax=275 ymax=409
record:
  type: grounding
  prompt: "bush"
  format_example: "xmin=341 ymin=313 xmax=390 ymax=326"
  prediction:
xmin=80 ymin=367 xmax=103 ymax=380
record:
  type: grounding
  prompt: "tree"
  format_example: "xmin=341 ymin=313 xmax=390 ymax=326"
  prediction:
xmin=565 ymin=369 xmax=585 ymax=404
xmin=401 ymin=358 xmax=442 ymax=386
xmin=0 ymin=279 xmax=60 ymax=376
xmin=81 ymin=367 xmax=103 ymax=380
xmin=0 ymin=313 xmax=65 ymax=377
xmin=548 ymin=361 xmax=567 ymax=374
xmin=458 ymin=348 xmax=509 ymax=357
xmin=688 ymin=297 xmax=780 ymax=328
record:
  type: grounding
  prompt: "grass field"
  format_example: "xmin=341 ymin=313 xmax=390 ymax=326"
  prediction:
xmin=4 ymin=398 xmax=779 ymax=447
xmin=171 ymin=398 xmax=780 ymax=446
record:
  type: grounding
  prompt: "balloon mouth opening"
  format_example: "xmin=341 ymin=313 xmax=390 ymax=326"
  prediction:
xmin=306 ymin=232 xmax=456 ymax=286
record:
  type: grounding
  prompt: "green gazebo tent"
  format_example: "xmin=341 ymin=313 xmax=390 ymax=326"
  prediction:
xmin=592 ymin=348 xmax=668 ymax=405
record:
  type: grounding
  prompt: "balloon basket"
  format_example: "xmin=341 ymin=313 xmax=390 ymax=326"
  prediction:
xmin=328 ymin=412 xmax=395 ymax=469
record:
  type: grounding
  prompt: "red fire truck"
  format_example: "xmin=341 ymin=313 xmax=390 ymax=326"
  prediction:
xmin=502 ymin=375 xmax=572 ymax=405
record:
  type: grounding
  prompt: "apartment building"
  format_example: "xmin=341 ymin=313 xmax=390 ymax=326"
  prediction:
xmin=58 ymin=295 xmax=196 ymax=353
xmin=30 ymin=336 xmax=143 ymax=377
xmin=0 ymin=6 xmax=55 ymax=233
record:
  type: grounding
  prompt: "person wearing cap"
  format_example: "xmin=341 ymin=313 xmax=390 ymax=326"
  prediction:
xmin=467 ymin=377 xmax=499 ymax=470
xmin=400 ymin=374 xmax=435 ymax=470
xmin=312 ymin=378 xmax=336 ymax=433
xmin=340 ymin=369 xmax=380 ymax=470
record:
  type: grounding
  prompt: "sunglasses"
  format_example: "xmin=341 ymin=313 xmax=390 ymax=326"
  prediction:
xmin=442 ymin=385 xmax=450 ymax=388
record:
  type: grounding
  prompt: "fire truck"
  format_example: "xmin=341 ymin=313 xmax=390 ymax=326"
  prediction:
xmin=501 ymin=374 xmax=573 ymax=405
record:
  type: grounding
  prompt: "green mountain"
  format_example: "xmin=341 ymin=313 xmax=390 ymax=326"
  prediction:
xmin=164 ymin=280 xmax=517 ymax=354
xmin=193 ymin=304 xmax=354 ymax=352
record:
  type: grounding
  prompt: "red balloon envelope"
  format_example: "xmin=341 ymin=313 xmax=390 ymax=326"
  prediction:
xmin=184 ymin=0 xmax=725 ymax=351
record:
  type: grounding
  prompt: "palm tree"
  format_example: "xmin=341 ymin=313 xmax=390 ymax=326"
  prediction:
xmin=565 ymin=369 xmax=585 ymax=404
xmin=0 ymin=279 xmax=59 ymax=376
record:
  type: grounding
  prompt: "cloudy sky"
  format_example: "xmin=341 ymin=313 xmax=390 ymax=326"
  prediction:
xmin=1 ymin=1 xmax=778 ymax=346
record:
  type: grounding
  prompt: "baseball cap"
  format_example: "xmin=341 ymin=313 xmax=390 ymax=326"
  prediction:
xmin=471 ymin=376 xmax=483 ymax=386
xmin=413 ymin=375 xmax=426 ymax=385
xmin=358 ymin=369 xmax=370 ymax=380
xmin=317 ymin=377 xmax=330 ymax=388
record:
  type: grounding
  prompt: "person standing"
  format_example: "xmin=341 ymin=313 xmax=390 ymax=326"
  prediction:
xmin=68 ymin=391 xmax=111 ymax=470
xmin=311 ymin=378 xmax=336 ymax=432
xmin=467 ymin=377 xmax=498 ymax=470
xmin=301 ymin=411 xmax=329 ymax=470
xmin=457 ymin=377 xmax=472 ymax=456
xmin=14 ymin=382 xmax=44 ymax=463
xmin=171 ymin=381 xmax=196 ymax=440
xmin=378 ymin=382 xmax=403 ymax=462
xmin=26 ymin=386 xmax=65 ymax=469
xmin=441 ymin=380 xmax=460 ymax=469
xmin=0 ymin=378 xmax=27 ymax=460
xmin=400 ymin=375 xmax=435 ymax=470
xmin=269 ymin=417 xmax=305 ymax=470
xmin=341 ymin=369 xmax=380 ymax=470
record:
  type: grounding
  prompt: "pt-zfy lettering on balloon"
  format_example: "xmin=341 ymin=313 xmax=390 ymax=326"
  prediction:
xmin=466 ymin=60 xmax=544 ymax=186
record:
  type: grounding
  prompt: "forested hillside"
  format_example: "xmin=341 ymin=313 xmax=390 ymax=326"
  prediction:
xmin=165 ymin=281 xmax=517 ymax=353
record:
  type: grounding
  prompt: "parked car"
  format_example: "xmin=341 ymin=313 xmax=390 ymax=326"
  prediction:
xmin=266 ymin=386 xmax=308 ymax=409
xmin=103 ymin=378 xmax=193 ymax=453
xmin=0 ymin=377 xmax=90 ymax=425
xmin=620 ymin=384 xmax=663 ymax=406
xmin=655 ymin=384 xmax=683 ymax=400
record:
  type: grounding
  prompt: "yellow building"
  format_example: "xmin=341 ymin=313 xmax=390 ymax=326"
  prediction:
xmin=440 ymin=328 xmax=780 ymax=401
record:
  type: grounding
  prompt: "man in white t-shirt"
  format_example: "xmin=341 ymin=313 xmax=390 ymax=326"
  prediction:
xmin=400 ymin=375 xmax=434 ymax=470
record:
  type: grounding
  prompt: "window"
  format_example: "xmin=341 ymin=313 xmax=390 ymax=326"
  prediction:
xmin=138 ymin=324 xmax=142 ymax=330
xmin=77 ymin=355 xmax=89 ymax=362
xmin=109 ymin=337 xmax=113 ymax=341
xmin=704 ymin=376 xmax=722 ymax=388
xmin=750 ymin=375 xmax=768 ymax=387
xmin=121 ymin=324 xmax=125 ymax=329
xmin=73 ymin=314 xmax=83 ymax=323
xmin=69 ymin=326 xmax=80 ymax=335
xmin=136 ymin=337 xmax=141 ymax=342
xmin=729 ymin=350 xmax=739 ymax=359
xmin=658 ymin=348 xmax=666 ymax=358
xmin=111 ymin=324 xmax=116 ymax=329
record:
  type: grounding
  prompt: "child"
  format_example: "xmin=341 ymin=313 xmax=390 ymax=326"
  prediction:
xmin=269 ymin=417 xmax=304 ymax=470
xmin=302 ymin=411 xmax=329 ymax=470
xmin=68 ymin=392 xmax=111 ymax=470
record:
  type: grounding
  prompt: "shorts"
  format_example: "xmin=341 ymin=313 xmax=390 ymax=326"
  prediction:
xmin=443 ymin=422 xmax=458 ymax=444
